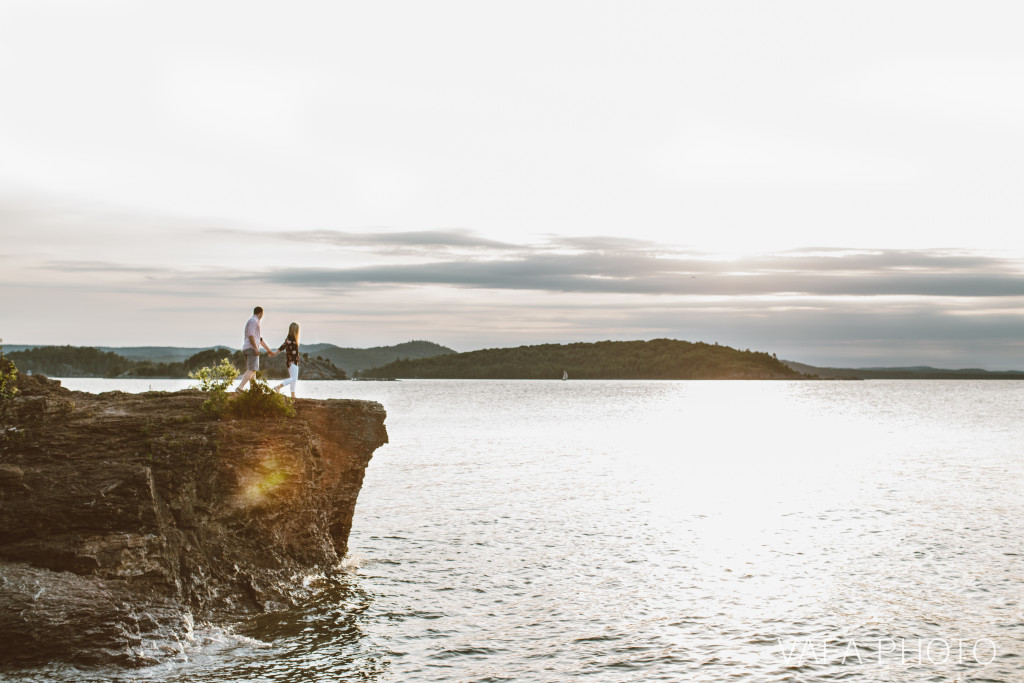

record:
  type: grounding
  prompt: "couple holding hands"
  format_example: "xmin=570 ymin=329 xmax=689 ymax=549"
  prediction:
xmin=235 ymin=306 xmax=301 ymax=398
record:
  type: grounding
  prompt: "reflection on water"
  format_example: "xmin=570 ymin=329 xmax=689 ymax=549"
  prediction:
xmin=8 ymin=379 xmax=1024 ymax=681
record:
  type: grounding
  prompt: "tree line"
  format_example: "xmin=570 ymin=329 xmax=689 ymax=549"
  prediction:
xmin=7 ymin=346 xmax=347 ymax=380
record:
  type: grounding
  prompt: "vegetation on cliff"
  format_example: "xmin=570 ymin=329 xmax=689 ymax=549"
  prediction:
xmin=187 ymin=356 xmax=240 ymax=392
xmin=224 ymin=379 xmax=297 ymax=419
xmin=187 ymin=357 xmax=296 ymax=419
xmin=359 ymin=339 xmax=804 ymax=380
xmin=0 ymin=340 xmax=18 ymax=399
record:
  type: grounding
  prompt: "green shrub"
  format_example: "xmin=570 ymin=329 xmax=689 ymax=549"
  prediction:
xmin=189 ymin=357 xmax=243 ymax=416
xmin=224 ymin=378 xmax=295 ymax=419
xmin=200 ymin=389 xmax=231 ymax=416
xmin=196 ymin=369 xmax=294 ymax=419
xmin=0 ymin=339 xmax=18 ymax=400
xmin=188 ymin=357 xmax=239 ymax=392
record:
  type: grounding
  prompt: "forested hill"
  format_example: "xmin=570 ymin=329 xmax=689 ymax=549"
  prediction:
xmin=306 ymin=340 xmax=455 ymax=374
xmin=358 ymin=339 xmax=805 ymax=380
xmin=7 ymin=346 xmax=138 ymax=378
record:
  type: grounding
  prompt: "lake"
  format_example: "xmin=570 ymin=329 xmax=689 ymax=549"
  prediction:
xmin=5 ymin=379 xmax=1023 ymax=682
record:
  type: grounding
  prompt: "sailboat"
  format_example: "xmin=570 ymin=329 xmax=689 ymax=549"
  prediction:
xmin=562 ymin=369 xmax=568 ymax=381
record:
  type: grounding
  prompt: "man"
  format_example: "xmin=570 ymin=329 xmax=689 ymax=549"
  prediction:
xmin=235 ymin=306 xmax=273 ymax=392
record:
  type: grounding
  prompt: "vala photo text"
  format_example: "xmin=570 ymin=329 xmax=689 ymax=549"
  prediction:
xmin=777 ymin=638 xmax=997 ymax=667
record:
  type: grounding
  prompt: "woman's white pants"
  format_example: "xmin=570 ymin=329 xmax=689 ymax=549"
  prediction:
xmin=280 ymin=363 xmax=299 ymax=393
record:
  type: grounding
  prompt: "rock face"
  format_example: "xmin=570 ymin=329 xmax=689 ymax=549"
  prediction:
xmin=0 ymin=375 xmax=387 ymax=667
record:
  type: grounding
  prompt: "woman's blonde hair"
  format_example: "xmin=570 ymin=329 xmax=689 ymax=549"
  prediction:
xmin=287 ymin=322 xmax=300 ymax=342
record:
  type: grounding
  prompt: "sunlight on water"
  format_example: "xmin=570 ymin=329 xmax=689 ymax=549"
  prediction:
xmin=16 ymin=378 xmax=1024 ymax=682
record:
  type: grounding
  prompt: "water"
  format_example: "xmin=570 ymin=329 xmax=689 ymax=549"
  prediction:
xmin=6 ymin=379 xmax=1023 ymax=682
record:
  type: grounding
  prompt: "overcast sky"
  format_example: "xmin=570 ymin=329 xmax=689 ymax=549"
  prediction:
xmin=3 ymin=1 xmax=1024 ymax=367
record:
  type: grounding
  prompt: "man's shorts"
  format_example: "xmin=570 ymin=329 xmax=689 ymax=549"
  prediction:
xmin=243 ymin=348 xmax=259 ymax=371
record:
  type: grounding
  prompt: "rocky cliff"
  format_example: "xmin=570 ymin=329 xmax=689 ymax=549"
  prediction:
xmin=0 ymin=375 xmax=387 ymax=667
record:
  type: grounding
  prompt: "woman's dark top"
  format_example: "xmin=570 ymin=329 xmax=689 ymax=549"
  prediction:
xmin=278 ymin=338 xmax=299 ymax=367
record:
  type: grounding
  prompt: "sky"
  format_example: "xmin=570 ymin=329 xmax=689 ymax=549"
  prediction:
xmin=2 ymin=1 xmax=1024 ymax=368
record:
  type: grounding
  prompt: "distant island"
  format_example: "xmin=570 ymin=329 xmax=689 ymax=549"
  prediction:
xmin=783 ymin=360 xmax=1024 ymax=380
xmin=358 ymin=339 xmax=802 ymax=380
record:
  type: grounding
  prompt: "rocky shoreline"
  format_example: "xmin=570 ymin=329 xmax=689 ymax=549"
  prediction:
xmin=0 ymin=375 xmax=387 ymax=667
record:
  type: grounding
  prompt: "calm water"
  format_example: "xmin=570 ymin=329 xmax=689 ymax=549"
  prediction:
xmin=7 ymin=379 xmax=1024 ymax=682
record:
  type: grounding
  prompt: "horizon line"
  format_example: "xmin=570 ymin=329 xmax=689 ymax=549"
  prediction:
xmin=5 ymin=339 xmax=1024 ymax=373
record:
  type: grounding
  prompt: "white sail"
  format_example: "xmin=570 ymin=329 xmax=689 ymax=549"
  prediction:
xmin=562 ymin=370 xmax=568 ymax=380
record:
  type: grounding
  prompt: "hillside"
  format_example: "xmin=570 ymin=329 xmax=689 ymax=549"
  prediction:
xmin=97 ymin=346 xmax=211 ymax=363
xmin=311 ymin=340 xmax=456 ymax=373
xmin=7 ymin=346 xmax=139 ymax=378
xmin=358 ymin=339 xmax=804 ymax=380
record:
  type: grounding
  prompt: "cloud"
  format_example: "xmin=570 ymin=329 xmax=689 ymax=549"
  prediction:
xmin=260 ymin=246 xmax=1024 ymax=298
xmin=277 ymin=228 xmax=520 ymax=251
xmin=17 ymin=214 xmax=1024 ymax=300
xmin=44 ymin=261 xmax=169 ymax=274
xmin=547 ymin=235 xmax=670 ymax=254
xmin=210 ymin=226 xmax=687 ymax=257
xmin=745 ymin=248 xmax=1020 ymax=274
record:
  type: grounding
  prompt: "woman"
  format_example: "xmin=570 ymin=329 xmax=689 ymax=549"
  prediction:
xmin=270 ymin=322 xmax=301 ymax=398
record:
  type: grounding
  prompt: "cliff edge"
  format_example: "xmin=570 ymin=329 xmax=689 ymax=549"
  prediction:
xmin=0 ymin=375 xmax=387 ymax=667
